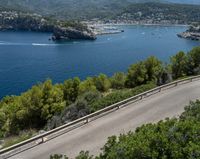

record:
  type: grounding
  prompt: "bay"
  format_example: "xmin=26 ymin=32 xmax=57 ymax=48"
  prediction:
xmin=0 ymin=25 xmax=199 ymax=99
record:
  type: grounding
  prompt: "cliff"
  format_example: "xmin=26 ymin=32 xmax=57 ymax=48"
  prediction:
xmin=52 ymin=27 xmax=96 ymax=41
xmin=177 ymin=24 xmax=200 ymax=41
xmin=0 ymin=11 xmax=96 ymax=40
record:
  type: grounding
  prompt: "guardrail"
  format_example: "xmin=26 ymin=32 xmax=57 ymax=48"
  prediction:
xmin=1 ymin=75 xmax=200 ymax=158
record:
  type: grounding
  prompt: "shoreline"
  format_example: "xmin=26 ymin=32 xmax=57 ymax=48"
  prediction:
xmin=87 ymin=22 xmax=189 ymax=27
xmin=88 ymin=22 xmax=189 ymax=36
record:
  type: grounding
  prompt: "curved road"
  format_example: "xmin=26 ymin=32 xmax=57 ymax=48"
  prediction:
xmin=9 ymin=80 xmax=200 ymax=159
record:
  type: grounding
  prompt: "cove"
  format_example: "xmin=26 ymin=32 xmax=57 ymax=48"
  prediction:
xmin=0 ymin=25 xmax=199 ymax=99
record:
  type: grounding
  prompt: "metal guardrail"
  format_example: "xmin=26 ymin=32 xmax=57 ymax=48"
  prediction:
xmin=1 ymin=75 xmax=200 ymax=158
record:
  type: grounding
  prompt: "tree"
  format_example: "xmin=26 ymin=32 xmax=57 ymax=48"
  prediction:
xmin=41 ymin=84 xmax=65 ymax=121
xmin=79 ymin=78 xmax=97 ymax=94
xmin=79 ymin=91 xmax=101 ymax=105
xmin=126 ymin=62 xmax=147 ymax=87
xmin=94 ymin=74 xmax=111 ymax=92
xmin=170 ymin=51 xmax=188 ymax=79
xmin=144 ymin=56 xmax=162 ymax=83
xmin=110 ymin=72 xmax=126 ymax=89
xmin=187 ymin=47 xmax=200 ymax=75
xmin=63 ymin=77 xmax=80 ymax=105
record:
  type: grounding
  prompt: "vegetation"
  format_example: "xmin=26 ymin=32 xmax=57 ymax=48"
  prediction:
xmin=2 ymin=130 xmax=36 ymax=148
xmin=0 ymin=10 xmax=89 ymax=33
xmin=51 ymin=100 xmax=200 ymax=159
xmin=0 ymin=47 xmax=200 ymax=148
xmin=117 ymin=2 xmax=200 ymax=24
xmin=0 ymin=1 xmax=200 ymax=24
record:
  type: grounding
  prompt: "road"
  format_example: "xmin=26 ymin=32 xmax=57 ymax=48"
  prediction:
xmin=8 ymin=80 xmax=200 ymax=159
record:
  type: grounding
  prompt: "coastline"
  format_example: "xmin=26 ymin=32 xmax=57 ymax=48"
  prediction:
xmin=87 ymin=22 xmax=189 ymax=27
xmin=87 ymin=22 xmax=189 ymax=36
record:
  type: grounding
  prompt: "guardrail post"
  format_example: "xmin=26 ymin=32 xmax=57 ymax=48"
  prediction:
xmin=85 ymin=118 xmax=89 ymax=124
xmin=175 ymin=82 xmax=178 ymax=86
xmin=42 ymin=137 xmax=48 ymax=143
xmin=159 ymin=88 xmax=161 ymax=92
xmin=140 ymin=95 xmax=143 ymax=99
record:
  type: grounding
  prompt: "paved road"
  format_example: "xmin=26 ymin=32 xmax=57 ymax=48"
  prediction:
xmin=9 ymin=80 xmax=200 ymax=159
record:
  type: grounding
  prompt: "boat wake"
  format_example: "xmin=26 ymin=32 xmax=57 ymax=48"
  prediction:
xmin=0 ymin=42 xmax=60 ymax=46
xmin=31 ymin=43 xmax=57 ymax=46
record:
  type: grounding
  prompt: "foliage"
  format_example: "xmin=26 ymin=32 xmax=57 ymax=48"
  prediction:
xmin=187 ymin=47 xmax=200 ymax=75
xmin=94 ymin=74 xmax=111 ymax=92
xmin=63 ymin=77 xmax=80 ymax=105
xmin=126 ymin=56 xmax=162 ymax=87
xmin=126 ymin=61 xmax=147 ymax=87
xmin=90 ymin=83 xmax=156 ymax=112
xmin=145 ymin=56 xmax=162 ymax=83
xmin=0 ymin=80 xmax=65 ymax=137
xmin=170 ymin=51 xmax=188 ymax=79
xmin=79 ymin=78 xmax=97 ymax=95
xmin=170 ymin=47 xmax=200 ymax=79
xmin=110 ymin=72 xmax=126 ymax=89
xmin=2 ymin=130 xmax=36 ymax=148
xmin=50 ymin=154 xmax=68 ymax=159
xmin=180 ymin=100 xmax=200 ymax=121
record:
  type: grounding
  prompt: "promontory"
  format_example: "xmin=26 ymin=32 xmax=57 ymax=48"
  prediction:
xmin=177 ymin=23 xmax=200 ymax=41
xmin=0 ymin=11 xmax=96 ymax=41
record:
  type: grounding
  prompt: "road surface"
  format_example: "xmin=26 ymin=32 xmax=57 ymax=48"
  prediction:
xmin=8 ymin=80 xmax=200 ymax=159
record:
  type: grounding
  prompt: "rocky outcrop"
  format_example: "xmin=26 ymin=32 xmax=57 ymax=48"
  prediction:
xmin=0 ymin=11 xmax=96 ymax=41
xmin=52 ymin=27 xmax=96 ymax=41
xmin=177 ymin=24 xmax=200 ymax=41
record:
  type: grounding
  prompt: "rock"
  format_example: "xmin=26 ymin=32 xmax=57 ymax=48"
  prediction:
xmin=52 ymin=27 xmax=96 ymax=41
xmin=0 ymin=11 xmax=97 ymax=41
xmin=38 ymin=130 xmax=46 ymax=134
xmin=177 ymin=32 xmax=200 ymax=41
xmin=177 ymin=24 xmax=200 ymax=41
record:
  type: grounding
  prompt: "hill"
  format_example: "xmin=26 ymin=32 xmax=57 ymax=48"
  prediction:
xmin=167 ymin=0 xmax=200 ymax=5
xmin=0 ymin=0 xmax=194 ymax=20
xmin=0 ymin=1 xmax=199 ymax=22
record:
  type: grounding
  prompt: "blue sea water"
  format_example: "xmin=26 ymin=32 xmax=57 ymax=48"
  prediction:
xmin=0 ymin=25 xmax=199 ymax=99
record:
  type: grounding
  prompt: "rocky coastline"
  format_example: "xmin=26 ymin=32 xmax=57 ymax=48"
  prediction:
xmin=0 ymin=11 xmax=96 ymax=41
xmin=177 ymin=24 xmax=200 ymax=41
xmin=52 ymin=27 xmax=96 ymax=41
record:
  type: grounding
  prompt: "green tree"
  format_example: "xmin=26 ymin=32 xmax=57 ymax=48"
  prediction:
xmin=126 ymin=62 xmax=147 ymax=87
xmin=170 ymin=51 xmax=188 ymax=79
xmin=94 ymin=74 xmax=111 ymax=92
xmin=144 ymin=56 xmax=162 ymax=83
xmin=79 ymin=78 xmax=97 ymax=94
xmin=187 ymin=47 xmax=200 ymax=75
xmin=63 ymin=77 xmax=80 ymax=105
xmin=110 ymin=72 xmax=126 ymax=89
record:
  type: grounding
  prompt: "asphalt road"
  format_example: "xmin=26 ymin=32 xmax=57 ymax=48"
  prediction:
xmin=8 ymin=80 xmax=200 ymax=159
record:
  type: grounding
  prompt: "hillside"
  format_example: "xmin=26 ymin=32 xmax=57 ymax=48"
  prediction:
xmin=167 ymin=0 xmax=200 ymax=5
xmin=114 ymin=3 xmax=200 ymax=25
xmin=1 ymin=0 xmax=199 ymax=21
xmin=0 ymin=10 xmax=96 ymax=40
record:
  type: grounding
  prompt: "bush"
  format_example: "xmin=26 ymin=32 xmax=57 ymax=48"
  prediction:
xmin=110 ymin=72 xmax=126 ymax=89
xmin=126 ymin=62 xmax=147 ymax=87
xmin=90 ymin=83 xmax=156 ymax=112
xmin=94 ymin=74 xmax=111 ymax=92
